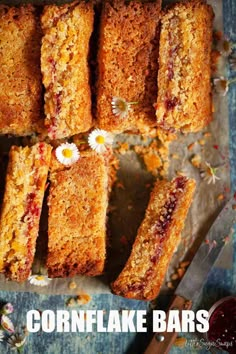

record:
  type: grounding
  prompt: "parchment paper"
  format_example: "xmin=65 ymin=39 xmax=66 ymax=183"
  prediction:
xmin=0 ymin=0 xmax=232 ymax=295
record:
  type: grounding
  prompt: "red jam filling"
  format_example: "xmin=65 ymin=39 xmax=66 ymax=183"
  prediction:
xmin=165 ymin=96 xmax=179 ymax=111
xmin=150 ymin=176 xmax=187 ymax=266
xmin=127 ymin=177 xmax=187 ymax=294
xmin=208 ymin=298 xmax=236 ymax=353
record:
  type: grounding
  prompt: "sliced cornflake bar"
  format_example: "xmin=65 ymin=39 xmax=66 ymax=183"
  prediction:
xmin=47 ymin=151 xmax=108 ymax=278
xmin=112 ymin=176 xmax=196 ymax=300
xmin=0 ymin=143 xmax=52 ymax=282
xmin=156 ymin=0 xmax=214 ymax=133
xmin=0 ymin=5 xmax=43 ymax=136
xmin=41 ymin=1 xmax=94 ymax=139
xmin=97 ymin=0 xmax=162 ymax=134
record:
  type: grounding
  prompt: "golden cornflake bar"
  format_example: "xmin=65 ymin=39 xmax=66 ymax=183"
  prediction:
xmin=97 ymin=0 xmax=162 ymax=134
xmin=112 ymin=176 xmax=196 ymax=300
xmin=0 ymin=143 xmax=52 ymax=282
xmin=156 ymin=0 xmax=214 ymax=133
xmin=47 ymin=151 xmax=108 ymax=278
xmin=41 ymin=1 xmax=94 ymax=139
xmin=0 ymin=5 xmax=43 ymax=135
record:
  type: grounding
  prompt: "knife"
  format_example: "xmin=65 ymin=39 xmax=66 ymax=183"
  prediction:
xmin=144 ymin=196 xmax=236 ymax=354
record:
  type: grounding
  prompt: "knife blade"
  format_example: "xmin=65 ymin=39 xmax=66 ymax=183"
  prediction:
xmin=145 ymin=196 xmax=236 ymax=354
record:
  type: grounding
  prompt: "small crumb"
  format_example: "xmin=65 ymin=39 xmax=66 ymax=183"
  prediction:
xmin=204 ymin=132 xmax=212 ymax=138
xmin=69 ymin=281 xmax=77 ymax=290
xmin=167 ymin=281 xmax=174 ymax=289
xmin=232 ymin=204 xmax=236 ymax=210
xmin=117 ymin=142 xmax=129 ymax=155
xmin=116 ymin=182 xmax=125 ymax=190
xmin=211 ymin=49 xmax=221 ymax=73
xmin=171 ymin=153 xmax=179 ymax=159
xmin=190 ymin=155 xmax=201 ymax=168
xmin=171 ymin=273 xmax=179 ymax=280
xmin=66 ymin=298 xmax=77 ymax=307
xmin=77 ymin=294 xmax=91 ymax=305
xmin=198 ymin=139 xmax=205 ymax=146
xmin=213 ymin=30 xmax=223 ymax=41
xmin=174 ymin=337 xmax=187 ymax=348
xmin=187 ymin=143 xmax=195 ymax=151
xmin=176 ymin=170 xmax=187 ymax=177
xmin=127 ymin=205 xmax=133 ymax=210
xmin=180 ymin=261 xmax=190 ymax=268
xmin=217 ymin=194 xmax=225 ymax=201
xmin=177 ymin=268 xmax=186 ymax=278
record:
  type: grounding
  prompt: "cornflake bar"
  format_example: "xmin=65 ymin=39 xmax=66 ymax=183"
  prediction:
xmin=0 ymin=143 xmax=52 ymax=282
xmin=41 ymin=1 xmax=94 ymax=139
xmin=97 ymin=0 xmax=162 ymax=134
xmin=0 ymin=5 xmax=43 ymax=135
xmin=156 ymin=0 xmax=214 ymax=133
xmin=47 ymin=151 xmax=108 ymax=277
xmin=112 ymin=176 xmax=196 ymax=300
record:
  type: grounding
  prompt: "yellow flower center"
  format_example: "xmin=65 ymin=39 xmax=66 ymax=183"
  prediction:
xmin=35 ymin=275 xmax=45 ymax=281
xmin=96 ymin=135 xmax=105 ymax=145
xmin=117 ymin=100 xmax=127 ymax=112
xmin=62 ymin=148 xmax=73 ymax=158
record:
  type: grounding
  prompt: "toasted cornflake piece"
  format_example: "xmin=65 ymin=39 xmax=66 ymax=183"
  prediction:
xmin=112 ymin=176 xmax=196 ymax=300
xmin=0 ymin=5 xmax=43 ymax=136
xmin=97 ymin=0 xmax=162 ymax=134
xmin=47 ymin=151 xmax=108 ymax=277
xmin=156 ymin=1 xmax=214 ymax=133
xmin=41 ymin=1 xmax=94 ymax=139
xmin=0 ymin=143 xmax=52 ymax=282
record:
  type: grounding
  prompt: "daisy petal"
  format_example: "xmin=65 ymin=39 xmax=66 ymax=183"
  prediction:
xmin=28 ymin=275 xmax=51 ymax=287
xmin=1 ymin=315 xmax=15 ymax=333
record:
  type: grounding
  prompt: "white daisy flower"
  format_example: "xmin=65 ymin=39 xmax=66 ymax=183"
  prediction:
xmin=28 ymin=274 xmax=51 ymax=287
xmin=200 ymin=162 xmax=221 ymax=185
xmin=213 ymin=76 xmax=236 ymax=96
xmin=88 ymin=129 xmax=114 ymax=154
xmin=7 ymin=333 xmax=26 ymax=351
xmin=1 ymin=315 xmax=15 ymax=333
xmin=0 ymin=330 xmax=4 ymax=342
xmin=216 ymin=37 xmax=232 ymax=57
xmin=55 ymin=142 xmax=80 ymax=166
xmin=111 ymin=96 xmax=138 ymax=119
xmin=1 ymin=303 xmax=14 ymax=315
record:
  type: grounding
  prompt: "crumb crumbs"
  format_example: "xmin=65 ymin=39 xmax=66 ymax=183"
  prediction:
xmin=179 ymin=261 xmax=190 ymax=268
xmin=190 ymin=155 xmax=201 ymax=168
xmin=116 ymin=182 xmax=125 ymax=190
xmin=116 ymin=142 xmax=129 ymax=155
xmin=77 ymin=294 xmax=91 ymax=305
xmin=171 ymin=274 xmax=179 ymax=280
xmin=217 ymin=193 xmax=225 ymax=201
xmin=174 ymin=337 xmax=187 ymax=348
xmin=198 ymin=139 xmax=205 ymax=146
xmin=204 ymin=132 xmax=212 ymax=138
xmin=68 ymin=281 xmax=77 ymax=290
xmin=167 ymin=281 xmax=174 ymax=289
xmin=171 ymin=153 xmax=179 ymax=159
xmin=187 ymin=143 xmax=195 ymax=151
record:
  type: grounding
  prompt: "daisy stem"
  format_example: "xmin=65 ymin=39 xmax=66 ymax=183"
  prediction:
xmin=129 ymin=101 xmax=139 ymax=105
xmin=228 ymin=77 xmax=236 ymax=85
